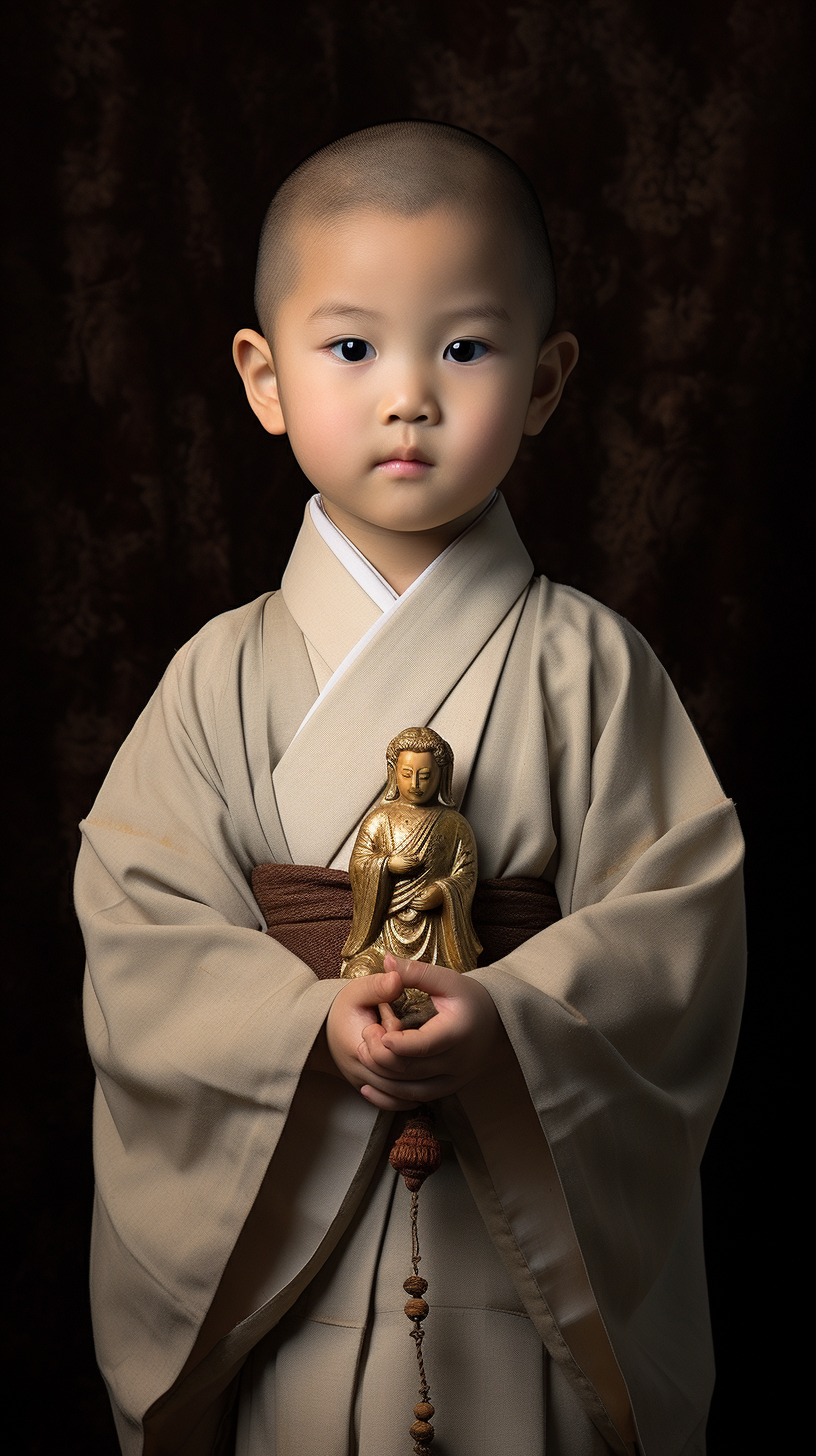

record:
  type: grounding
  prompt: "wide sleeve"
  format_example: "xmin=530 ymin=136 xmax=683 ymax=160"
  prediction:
xmin=458 ymin=596 xmax=745 ymax=1456
xmin=76 ymin=610 xmax=382 ymax=1452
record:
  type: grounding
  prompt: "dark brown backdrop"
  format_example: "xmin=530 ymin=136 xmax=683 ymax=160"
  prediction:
xmin=4 ymin=2 xmax=812 ymax=1451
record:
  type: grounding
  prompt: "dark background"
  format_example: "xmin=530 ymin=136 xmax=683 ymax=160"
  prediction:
xmin=4 ymin=2 xmax=812 ymax=1451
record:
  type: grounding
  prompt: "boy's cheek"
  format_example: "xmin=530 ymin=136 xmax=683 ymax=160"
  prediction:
xmin=454 ymin=400 xmax=527 ymax=473
xmin=286 ymin=404 xmax=358 ymax=478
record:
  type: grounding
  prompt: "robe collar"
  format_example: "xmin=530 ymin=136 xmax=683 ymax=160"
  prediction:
xmin=280 ymin=505 xmax=382 ymax=685
xmin=285 ymin=490 xmax=501 ymax=730
xmin=272 ymin=493 xmax=534 ymax=868
xmin=307 ymin=494 xmax=397 ymax=610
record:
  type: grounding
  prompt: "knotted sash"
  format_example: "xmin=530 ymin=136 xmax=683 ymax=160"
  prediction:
xmin=251 ymin=863 xmax=561 ymax=979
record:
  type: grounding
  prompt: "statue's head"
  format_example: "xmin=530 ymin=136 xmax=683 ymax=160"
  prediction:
xmin=384 ymin=726 xmax=455 ymax=807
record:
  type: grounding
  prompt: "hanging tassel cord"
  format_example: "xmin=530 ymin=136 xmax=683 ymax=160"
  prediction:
xmin=389 ymin=1109 xmax=442 ymax=1452
xmin=408 ymin=1191 xmax=431 ymax=1406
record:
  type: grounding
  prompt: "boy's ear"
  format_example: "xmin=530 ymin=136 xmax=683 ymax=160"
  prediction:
xmin=523 ymin=332 xmax=579 ymax=436
xmin=232 ymin=329 xmax=287 ymax=435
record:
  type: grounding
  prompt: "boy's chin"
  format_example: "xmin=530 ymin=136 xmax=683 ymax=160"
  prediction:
xmin=319 ymin=484 xmax=495 ymax=538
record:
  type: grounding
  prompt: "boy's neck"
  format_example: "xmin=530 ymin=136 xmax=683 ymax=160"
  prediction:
xmin=319 ymin=495 xmax=494 ymax=595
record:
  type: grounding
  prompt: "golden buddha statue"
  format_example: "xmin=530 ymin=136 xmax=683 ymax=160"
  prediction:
xmin=340 ymin=727 xmax=482 ymax=1026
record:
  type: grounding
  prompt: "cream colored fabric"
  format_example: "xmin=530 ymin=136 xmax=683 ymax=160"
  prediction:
xmin=235 ymin=1134 xmax=613 ymax=1456
xmin=281 ymin=506 xmax=382 ymax=693
xmin=308 ymin=492 xmax=398 ymax=609
xmin=76 ymin=494 xmax=745 ymax=1456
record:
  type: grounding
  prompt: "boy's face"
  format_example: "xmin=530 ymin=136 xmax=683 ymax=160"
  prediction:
xmin=239 ymin=206 xmax=572 ymax=541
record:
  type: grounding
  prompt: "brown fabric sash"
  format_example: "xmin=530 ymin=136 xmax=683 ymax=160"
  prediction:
xmin=251 ymin=863 xmax=561 ymax=981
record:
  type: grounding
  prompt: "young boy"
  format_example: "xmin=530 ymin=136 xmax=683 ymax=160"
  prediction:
xmin=76 ymin=122 xmax=745 ymax=1456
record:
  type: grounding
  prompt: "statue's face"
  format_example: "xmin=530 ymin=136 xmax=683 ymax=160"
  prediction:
xmin=396 ymin=750 xmax=441 ymax=805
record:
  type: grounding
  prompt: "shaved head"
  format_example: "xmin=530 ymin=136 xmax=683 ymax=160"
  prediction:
xmin=254 ymin=121 xmax=556 ymax=344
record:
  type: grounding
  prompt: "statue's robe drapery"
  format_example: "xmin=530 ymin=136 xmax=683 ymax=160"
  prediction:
xmin=76 ymin=495 xmax=745 ymax=1456
xmin=342 ymin=801 xmax=482 ymax=974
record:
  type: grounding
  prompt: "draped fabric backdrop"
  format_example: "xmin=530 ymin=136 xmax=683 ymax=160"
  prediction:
xmin=4 ymin=2 xmax=811 ymax=1451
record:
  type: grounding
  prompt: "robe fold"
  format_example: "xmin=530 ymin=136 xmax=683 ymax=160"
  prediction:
xmin=76 ymin=494 xmax=745 ymax=1456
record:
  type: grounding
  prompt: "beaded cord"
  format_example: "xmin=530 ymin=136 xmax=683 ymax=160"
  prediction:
xmin=389 ymin=1109 xmax=443 ymax=1452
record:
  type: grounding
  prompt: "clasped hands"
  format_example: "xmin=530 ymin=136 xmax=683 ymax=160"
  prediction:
xmin=325 ymin=954 xmax=506 ymax=1111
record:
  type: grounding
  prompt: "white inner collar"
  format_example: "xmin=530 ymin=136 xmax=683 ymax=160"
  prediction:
xmin=309 ymin=495 xmax=398 ymax=610
xmin=294 ymin=490 xmax=499 ymax=740
xmin=308 ymin=490 xmax=498 ymax=609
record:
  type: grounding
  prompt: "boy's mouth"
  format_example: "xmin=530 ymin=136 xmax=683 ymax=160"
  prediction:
xmin=375 ymin=447 xmax=433 ymax=476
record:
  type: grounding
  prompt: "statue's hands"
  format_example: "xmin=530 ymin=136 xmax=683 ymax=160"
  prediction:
xmin=388 ymin=852 xmax=421 ymax=875
xmin=410 ymin=881 xmax=443 ymax=910
xmin=325 ymin=968 xmax=421 ymax=1112
xmin=355 ymin=955 xmax=509 ymax=1110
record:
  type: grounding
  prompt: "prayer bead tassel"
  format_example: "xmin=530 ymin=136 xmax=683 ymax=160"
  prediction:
xmin=389 ymin=1107 xmax=443 ymax=1190
xmin=389 ymin=1109 xmax=443 ymax=1452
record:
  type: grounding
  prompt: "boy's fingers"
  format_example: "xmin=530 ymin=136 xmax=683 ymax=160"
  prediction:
xmin=365 ymin=968 xmax=403 ymax=999
xmin=383 ymin=954 xmax=462 ymax=996
xmin=359 ymin=1085 xmax=419 ymax=1112
xmin=361 ymin=1068 xmax=451 ymax=1102
xmin=346 ymin=968 xmax=403 ymax=1005
xmin=380 ymin=1016 xmax=459 ymax=1058
xmin=359 ymin=1022 xmax=422 ymax=1070
xmin=377 ymin=1000 xmax=403 ymax=1033
xmin=359 ymin=1028 xmax=452 ymax=1079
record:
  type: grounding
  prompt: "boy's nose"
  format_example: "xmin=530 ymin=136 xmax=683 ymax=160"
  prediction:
xmin=377 ymin=370 xmax=441 ymax=426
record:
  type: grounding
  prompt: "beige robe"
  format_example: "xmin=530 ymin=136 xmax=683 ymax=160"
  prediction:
xmin=76 ymin=495 xmax=745 ymax=1456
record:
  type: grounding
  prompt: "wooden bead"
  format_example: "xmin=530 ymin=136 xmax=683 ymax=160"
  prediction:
xmin=409 ymin=1418 xmax=435 ymax=1442
xmin=389 ymin=1111 xmax=443 ymax=1191
xmin=414 ymin=1401 xmax=435 ymax=1419
xmin=403 ymin=1275 xmax=428 ymax=1297
xmin=404 ymin=1297 xmax=429 ymax=1319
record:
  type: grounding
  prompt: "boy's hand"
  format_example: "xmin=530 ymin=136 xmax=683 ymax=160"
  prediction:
xmin=351 ymin=955 xmax=508 ymax=1111
xmin=326 ymin=967 xmax=422 ymax=1111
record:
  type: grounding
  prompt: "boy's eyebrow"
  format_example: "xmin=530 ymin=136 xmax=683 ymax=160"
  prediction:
xmin=307 ymin=301 xmax=381 ymax=322
xmin=306 ymin=300 xmax=512 ymax=326
xmin=438 ymin=303 xmax=512 ymax=326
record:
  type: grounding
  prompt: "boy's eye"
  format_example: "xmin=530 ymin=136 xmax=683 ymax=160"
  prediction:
xmin=330 ymin=338 xmax=375 ymax=362
xmin=444 ymin=339 xmax=488 ymax=363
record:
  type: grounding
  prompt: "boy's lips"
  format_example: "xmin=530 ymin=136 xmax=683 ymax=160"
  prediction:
xmin=375 ymin=447 xmax=433 ymax=476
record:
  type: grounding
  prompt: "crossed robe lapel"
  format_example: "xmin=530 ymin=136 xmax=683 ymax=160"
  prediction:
xmin=244 ymin=516 xmax=383 ymax=865
xmin=273 ymin=494 xmax=534 ymax=868
xmin=281 ymin=507 xmax=382 ymax=690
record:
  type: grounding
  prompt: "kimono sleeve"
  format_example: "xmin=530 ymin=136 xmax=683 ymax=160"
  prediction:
xmin=75 ymin=611 xmax=376 ymax=1451
xmin=459 ymin=598 xmax=745 ymax=1456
